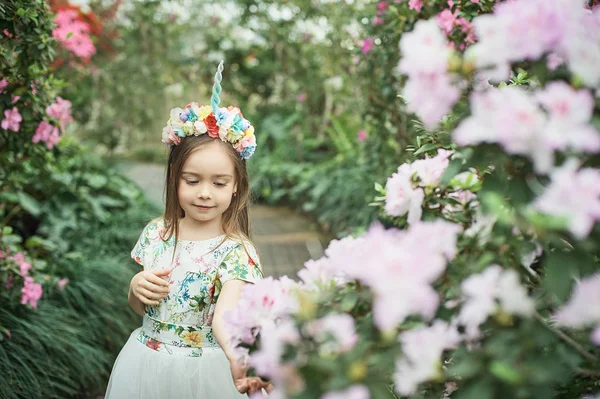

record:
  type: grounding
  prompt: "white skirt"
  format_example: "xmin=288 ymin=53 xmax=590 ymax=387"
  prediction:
xmin=105 ymin=328 xmax=248 ymax=399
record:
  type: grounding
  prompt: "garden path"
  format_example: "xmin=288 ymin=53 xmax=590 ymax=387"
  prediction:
xmin=122 ymin=162 xmax=326 ymax=278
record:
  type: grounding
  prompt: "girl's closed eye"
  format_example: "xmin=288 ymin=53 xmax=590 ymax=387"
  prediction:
xmin=185 ymin=180 xmax=199 ymax=185
xmin=214 ymin=182 xmax=227 ymax=187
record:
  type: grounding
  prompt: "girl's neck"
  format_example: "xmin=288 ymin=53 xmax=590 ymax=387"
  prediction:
xmin=178 ymin=216 xmax=225 ymax=241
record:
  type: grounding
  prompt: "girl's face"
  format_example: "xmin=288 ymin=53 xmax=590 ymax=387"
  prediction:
xmin=177 ymin=141 xmax=237 ymax=229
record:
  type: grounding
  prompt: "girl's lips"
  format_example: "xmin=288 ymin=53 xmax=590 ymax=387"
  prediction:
xmin=195 ymin=205 xmax=214 ymax=210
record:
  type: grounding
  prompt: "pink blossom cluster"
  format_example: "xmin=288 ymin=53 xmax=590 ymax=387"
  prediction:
xmin=436 ymin=9 xmax=476 ymax=48
xmin=554 ymin=273 xmax=600 ymax=345
xmin=304 ymin=313 xmax=358 ymax=354
xmin=398 ymin=19 xmax=460 ymax=129
xmin=225 ymin=277 xmax=299 ymax=347
xmin=21 ymin=276 xmax=43 ymax=309
xmin=394 ymin=320 xmax=460 ymax=396
xmin=297 ymin=219 xmax=462 ymax=333
xmin=32 ymin=122 xmax=61 ymax=150
xmin=32 ymin=97 xmax=73 ymax=149
xmin=339 ymin=221 xmax=461 ymax=331
xmin=11 ymin=252 xmax=32 ymax=276
xmin=458 ymin=265 xmax=535 ymax=339
xmin=1 ymin=107 xmax=22 ymax=132
xmin=533 ymin=159 xmax=600 ymax=239
xmin=297 ymin=235 xmax=360 ymax=287
xmin=453 ymin=83 xmax=600 ymax=174
xmin=466 ymin=0 xmax=600 ymax=86
xmin=224 ymin=277 xmax=300 ymax=380
xmin=0 ymin=77 xmax=7 ymax=93
xmin=385 ymin=149 xmax=452 ymax=223
xmin=53 ymin=10 xmax=96 ymax=58
xmin=46 ymin=96 xmax=74 ymax=130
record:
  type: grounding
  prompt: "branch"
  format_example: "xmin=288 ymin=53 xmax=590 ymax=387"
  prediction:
xmin=534 ymin=312 xmax=598 ymax=363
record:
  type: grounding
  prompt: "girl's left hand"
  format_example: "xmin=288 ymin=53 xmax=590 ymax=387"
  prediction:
xmin=230 ymin=360 xmax=273 ymax=396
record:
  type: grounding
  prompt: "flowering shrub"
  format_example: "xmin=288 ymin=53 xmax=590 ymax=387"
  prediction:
xmin=225 ymin=1 xmax=600 ymax=398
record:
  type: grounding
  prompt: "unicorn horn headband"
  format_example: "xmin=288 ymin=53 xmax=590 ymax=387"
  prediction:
xmin=161 ymin=60 xmax=257 ymax=160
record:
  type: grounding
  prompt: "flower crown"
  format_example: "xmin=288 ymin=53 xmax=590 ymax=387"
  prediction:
xmin=161 ymin=61 xmax=257 ymax=160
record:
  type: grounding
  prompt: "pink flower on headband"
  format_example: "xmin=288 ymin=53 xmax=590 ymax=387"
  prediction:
xmin=162 ymin=125 xmax=181 ymax=146
xmin=235 ymin=133 xmax=257 ymax=152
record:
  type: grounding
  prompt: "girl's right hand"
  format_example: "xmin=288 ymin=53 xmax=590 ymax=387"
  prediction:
xmin=130 ymin=269 xmax=170 ymax=306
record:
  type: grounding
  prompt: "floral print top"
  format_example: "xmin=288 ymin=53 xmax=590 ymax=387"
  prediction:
xmin=131 ymin=218 xmax=262 ymax=357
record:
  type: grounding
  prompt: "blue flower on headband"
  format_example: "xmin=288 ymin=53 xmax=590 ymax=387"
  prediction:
xmin=240 ymin=145 xmax=256 ymax=160
xmin=187 ymin=108 xmax=198 ymax=122
xmin=231 ymin=114 xmax=245 ymax=133
xmin=174 ymin=127 xmax=186 ymax=138
xmin=216 ymin=108 xmax=229 ymax=125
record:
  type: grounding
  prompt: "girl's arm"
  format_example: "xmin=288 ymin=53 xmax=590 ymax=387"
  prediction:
xmin=212 ymin=279 xmax=246 ymax=361
xmin=213 ymin=280 xmax=271 ymax=395
xmin=128 ymin=269 xmax=171 ymax=316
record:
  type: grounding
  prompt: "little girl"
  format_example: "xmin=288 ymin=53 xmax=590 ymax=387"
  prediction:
xmin=105 ymin=62 xmax=270 ymax=398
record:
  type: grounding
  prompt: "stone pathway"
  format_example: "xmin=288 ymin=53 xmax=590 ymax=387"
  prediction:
xmin=120 ymin=162 xmax=325 ymax=279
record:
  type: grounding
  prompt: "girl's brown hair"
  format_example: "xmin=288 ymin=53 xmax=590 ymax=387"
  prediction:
xmin=162 ymin=134 xmax=251 ymax=245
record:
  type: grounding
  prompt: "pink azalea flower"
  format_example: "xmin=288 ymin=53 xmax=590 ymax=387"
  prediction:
xmin=372 ymin=16 xmax=385 ymax=26
xmin=357 ymin=129 xmax=367 ymax=141
xmin=385 ymin=163 xmax=424 ymax=224
xmin=408 ymin=0 xmax=423 ymax=12
xmin=411 ymin=149 xmax=452 ymax=187
xmin=32 ymin=121 xmax=61 ymax=150
xmin=437 ymin=10 xmax=458 ymax=35
xmin=348 ymin=221 xmax=461 ymax=331
xmin=296 ymin=93 xmax=306 ymax=103
xmin=46 ymin=97 xmax=73 ymax=130
xmin=453 ymin=87 xmax=553 ymax=173
xmin=466 ymin=0 xmax=600 ymax=87
xmin=53 ymin=10 xmax=96 ymax=59
xmin=536 ymin=82 xmax=600 ymax=153
xmin=533 ymin=159 xmax=600 ymax=239
xmin=394 ymin=320 xmax=460 ymax=396
xmin=546 ymin=52 xmax=565 ymax=70
xmin=554 ymin=273 xmax=600 ymax=328
xmin=322 ymin=385 xmax=370 ymax=399
xmin=1 ymin=107 xmax=22 ymax=132
xmin=12 ymin=252 xmax=32 ymax=276
xmin=58 ymin=278 xmax=69 ymax=290
xmin=305 ymin=313 xmax=358 ymax=353
xmin=377 ymin=1 xmax=388 ymax=14
xmin=398 ymin=19 xmax=460 ymax=128
xmin=21 ymin=276 xmax=43 ymax=309
xmin=361 ymin=38 xmax=375 ymax=54
xmin=458 ymin=265 xmax=535 ymax=339
xmin=0 ymin=77 xmax=7 ymax=93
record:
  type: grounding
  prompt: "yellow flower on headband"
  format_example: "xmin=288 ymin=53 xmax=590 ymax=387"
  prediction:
xmin=190 ymin=103 xmax=213 ymax=120
xmin=244 ymin=126 xmax=255 ymax=136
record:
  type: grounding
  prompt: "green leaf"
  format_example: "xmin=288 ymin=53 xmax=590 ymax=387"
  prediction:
xmin=489 ymin=360 xmax=522 ymax=384
xmin=340 ymin=291 xmax=358 ymax=312
xmin=413 ymin=143 xmax=438 ymax=156
xmin=440 ymin=158 xmax=464 ymax=186
xmin=453 ymin=378 xmax=494 ymax=399
xmin=18 ymin=192 xmax=42 ymax=217
xmin=542 ymin=251 xmax=576 ymax=302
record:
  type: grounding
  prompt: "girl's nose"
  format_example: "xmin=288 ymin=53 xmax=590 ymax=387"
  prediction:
xmin=197 ymin=183 xmax=212 ymax=199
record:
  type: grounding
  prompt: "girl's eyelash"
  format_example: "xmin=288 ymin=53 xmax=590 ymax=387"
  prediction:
xmin=184 ymin=180 xmax=227 ymax=187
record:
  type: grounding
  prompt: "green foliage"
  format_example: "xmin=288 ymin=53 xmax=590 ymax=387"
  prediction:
xmin=0 ymin=204 xmax=156 ymax=399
